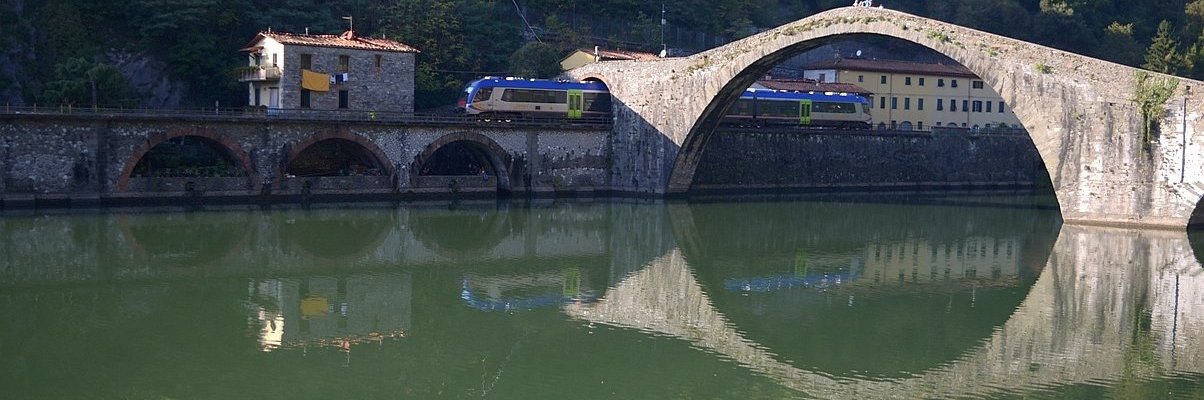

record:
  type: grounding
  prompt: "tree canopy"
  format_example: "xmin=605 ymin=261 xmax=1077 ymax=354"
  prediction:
xmin=3 ymin=0 xmax=1203 ymax=109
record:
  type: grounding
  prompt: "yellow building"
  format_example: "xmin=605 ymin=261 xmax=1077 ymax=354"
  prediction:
xmin=804 ymin=58 xmax=1023 ymax=131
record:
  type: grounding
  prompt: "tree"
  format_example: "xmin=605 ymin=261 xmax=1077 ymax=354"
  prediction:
xmin=41 ymin=58 xmax=138 ymax=108
xmin=1144 ymin=20 xmax=1182 ymax=74
xmin=1102 ymin=22 xmax=1144 ymax=67
xmin=508 ymin=42 xmax=563 ymax=78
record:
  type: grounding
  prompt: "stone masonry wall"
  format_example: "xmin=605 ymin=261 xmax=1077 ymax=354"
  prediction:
xmin=279 ymin=44 xmax=415 ymax=113
xmin=0 ymin=114 xmax=607 ymax=206
xmin=693 ymin=130 xmax=1046 ymax=191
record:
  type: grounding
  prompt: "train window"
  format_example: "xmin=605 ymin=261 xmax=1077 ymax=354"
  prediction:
xmin=476 ymin=88 xmax=493 ymax=101
xmin=502 ymin=89 xmax=515 ymax=102
xmin=732 ymin=99 xmax=753 ymax=116
xmin=813 ymin=102 xmax=856 ymax=113
xmin=583 ymin=93 xmax=611 ymax=112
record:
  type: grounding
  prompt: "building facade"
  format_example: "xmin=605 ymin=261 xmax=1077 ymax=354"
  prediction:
xmin=239 ymin=30 xmax=418 ymax=113
xmin=804 ymin=58 xmax=1022 ymax=131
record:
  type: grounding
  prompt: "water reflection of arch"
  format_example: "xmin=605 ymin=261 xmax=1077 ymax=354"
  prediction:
xmin=278 ymin=208 xmax=395 ymax=261
xmin=116 ymin=127 xmax=258 ymax=192
xmin=410 ymin=131 xmax=515 ymax=192
xmin=408 ymin=205 xmax=510 ymax=258
xmin=117 ymin=211 xmax=256 ymax=268
xmin=668 ymin=197 xmax=1060 ymax=376
xmin=277 ymin=129 xmax=396 ymax=184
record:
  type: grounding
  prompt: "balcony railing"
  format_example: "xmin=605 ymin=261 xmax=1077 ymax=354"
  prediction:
xmin=237 ymin=66 xmax=282 ymax=82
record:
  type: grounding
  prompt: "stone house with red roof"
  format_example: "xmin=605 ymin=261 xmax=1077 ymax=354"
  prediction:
xmin=239 ymin=30 xmax=418 ymax=113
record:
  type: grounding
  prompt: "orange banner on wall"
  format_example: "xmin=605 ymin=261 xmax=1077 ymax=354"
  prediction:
xmin=301 ymin=69 xmax=330 ymax=92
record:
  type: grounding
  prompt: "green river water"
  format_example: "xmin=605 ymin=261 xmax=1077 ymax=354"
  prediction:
xmin=3 ymin=195 xmax=1204 ymax=399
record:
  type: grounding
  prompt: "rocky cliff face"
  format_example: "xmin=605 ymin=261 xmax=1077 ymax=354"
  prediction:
xmin=110 ymin=52 xmax=188 ymax=108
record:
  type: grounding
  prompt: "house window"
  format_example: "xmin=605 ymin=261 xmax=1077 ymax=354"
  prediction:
xmin=818 ymin=73 xmax=827 ymax=82
xmin=962 ymin=100 xmax=969 ymax=112
xmin=986 ymin=101 xmax=993 ymax=112
xmin=881 ymin=75 xmax=887 ymax=84
xmin=338 ymin=55 xmax=350 ymax=72
xmin=300 ymin=54 xmax=312 ymax=70
xmin=917 ymin=98 xmax=924 ymax=110
xmin=938 ymin=78 xmax=945 ymax=87
xmin=880 ymin=97 xmax=886 ymax=109
xmin=919 ymin=77 xmax=925 ymax=86
xmin=917 ymin=121 xmax=924 ymax=130
xmin=254 ymin=88 xmax=261 ymax=106
xmin=338 ymin=90 xmax=349 ymax=109
xmin=858 ymin=75 xmax=864 ymax=82
xmin=973 ymin=80 xmax=984 ymax=89
xmin=891 ymin=97 xmax=898 ymax=109
xmin=951 ymin=80 xmax=958 ymax=88
xmin=998 ymin=101 xmax=1005 ymax=113
xmin=937 ymin=98 xmax=944 ymax=111
xmin=973 ymin=100 xmax=983 ymax=112
xmin=904 ymin=97 xmax=911 ymax=110
xmin=272 ymin=53 xmax=278 ymax=67
xmin=905 ymin=77 xmax=912 ymax=85
xmin=300 ymin=89 xmax=311 ymax=108
xmin=950 ymin=99 xmax=957 ymax=112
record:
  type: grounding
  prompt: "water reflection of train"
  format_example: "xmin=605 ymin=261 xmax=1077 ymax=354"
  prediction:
xmin=459 ymin=77 xmax=873 ymax=128
xmin=460 ymin=268 xmax=600 ymax=312
xmin=725 ymin=237 xmax=1023 ymax=293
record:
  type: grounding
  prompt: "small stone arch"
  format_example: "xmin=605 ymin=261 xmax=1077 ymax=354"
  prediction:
xmin=411 ymin=131 xmax=515 ymax=192
xmin=116 ymin=127 xmax=258 ymax=192
xmin=277 ymin=129 xmax=397 ymax=185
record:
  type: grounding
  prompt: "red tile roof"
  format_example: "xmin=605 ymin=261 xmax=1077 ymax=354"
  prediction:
xmin=757 ymin=79 xmax=873 ymax=95
xmin=805 ymin=58 xmax=978 ymax=78
xmin=245 ymin=31 xmax=419 ymax=53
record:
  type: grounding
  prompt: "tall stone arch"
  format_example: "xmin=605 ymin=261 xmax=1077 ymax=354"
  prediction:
xmin=411 ymin=131 xmax=515 ymax=192
xmin=116 ymin=127 xmax=258 ymax=192
xmin=569 ymin=6 xmax=1204 ymax=228
xmin=277 ymin=129 xmax=397 ymax=185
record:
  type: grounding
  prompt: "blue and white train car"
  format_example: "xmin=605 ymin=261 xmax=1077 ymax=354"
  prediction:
xmin=725 ymin=88 xmax=873 ymax=128
xmin=459 ymin=77 xmax=611 ymax=120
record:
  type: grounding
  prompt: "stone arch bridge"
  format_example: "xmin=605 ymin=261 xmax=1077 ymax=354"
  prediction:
xmin=568 ymin=6 xmax=1204 ymax=228
xmin=0 ymin=114 xmax=609 ymax=204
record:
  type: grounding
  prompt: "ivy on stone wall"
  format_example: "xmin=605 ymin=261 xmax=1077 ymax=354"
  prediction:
xmin=1133 ymin=70 xmax=1178 ymax=152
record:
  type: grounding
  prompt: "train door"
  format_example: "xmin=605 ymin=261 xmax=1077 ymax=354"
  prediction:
xmin=799 ymin=100 xmax=813 ymax=125
xmin=567 ymin=90 xmax=583 ymax=119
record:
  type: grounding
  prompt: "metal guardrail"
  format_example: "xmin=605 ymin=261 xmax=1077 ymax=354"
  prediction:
xmin=0 ymin=104 xmax=613 ymax=129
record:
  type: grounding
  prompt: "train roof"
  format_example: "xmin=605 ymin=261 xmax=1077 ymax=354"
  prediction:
xmin=743 ymin=88 xmax=869 ymax=103
xmin=467 ymin=77 xmax=609 ymax=91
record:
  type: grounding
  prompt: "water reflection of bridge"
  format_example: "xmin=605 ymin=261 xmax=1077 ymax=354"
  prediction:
xmin=565 ymin=226 xmax=1204 ymax=398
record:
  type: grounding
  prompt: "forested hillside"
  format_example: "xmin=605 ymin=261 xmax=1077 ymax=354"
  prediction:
xmin=2 ymin=0 xmax=1202 ymax=110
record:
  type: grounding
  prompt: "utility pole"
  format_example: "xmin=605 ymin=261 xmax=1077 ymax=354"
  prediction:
xmin=660 ymin=4 xmax=667 ymax=57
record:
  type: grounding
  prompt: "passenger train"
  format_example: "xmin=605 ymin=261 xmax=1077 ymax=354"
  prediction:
xmin=460 ymin=77 xmax=873 ymax=128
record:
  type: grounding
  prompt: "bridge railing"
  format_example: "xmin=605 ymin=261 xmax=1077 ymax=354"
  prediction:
xmin=0 ymin=104 xmax=613 ymax=128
